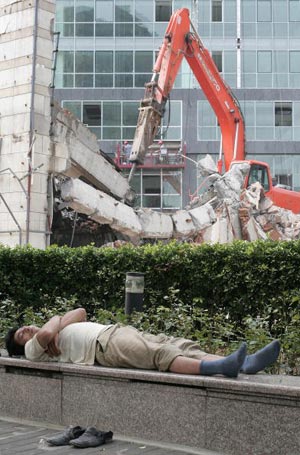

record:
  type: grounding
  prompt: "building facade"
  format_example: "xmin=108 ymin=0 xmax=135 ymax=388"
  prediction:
xmin=54 ymin=0 xmax=300 ymax=210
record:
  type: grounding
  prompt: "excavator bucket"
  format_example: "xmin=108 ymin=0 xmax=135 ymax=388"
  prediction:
xmin=129 ymin=105 xmax=162 ymax=164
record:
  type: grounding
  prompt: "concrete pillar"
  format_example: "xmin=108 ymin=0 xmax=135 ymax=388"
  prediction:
xmin=0 ymin=0 xmax=55 ymax=248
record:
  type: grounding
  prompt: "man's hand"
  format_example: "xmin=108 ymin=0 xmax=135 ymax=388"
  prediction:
xmin=46 ymin=333 xmax=61 ymax=357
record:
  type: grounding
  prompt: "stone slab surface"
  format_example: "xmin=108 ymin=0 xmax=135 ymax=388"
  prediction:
xmin=0 ymin=417 xmax=222 ymax=455
xmin=2 ymin=357 xmax=300 ymax=454
xmin=62 ymin=375 xmax=207 ymax=447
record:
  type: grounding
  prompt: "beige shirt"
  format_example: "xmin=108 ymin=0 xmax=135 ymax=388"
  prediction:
xmin=25 ymin=322 xmax=111 ymax=365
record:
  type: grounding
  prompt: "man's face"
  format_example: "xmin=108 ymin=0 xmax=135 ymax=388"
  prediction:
xmin=14 ymin=326 xmax=39 ymax=346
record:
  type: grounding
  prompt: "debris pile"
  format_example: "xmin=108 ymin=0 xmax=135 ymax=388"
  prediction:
xmin=184 ymin=155 xmax=300 ymax=243
xmin=58 ymin=154 xmax=300 ymax=245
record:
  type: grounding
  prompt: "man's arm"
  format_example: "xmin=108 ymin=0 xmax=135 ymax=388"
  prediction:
xmin=36 ymin=308 xmax=87 ymax=349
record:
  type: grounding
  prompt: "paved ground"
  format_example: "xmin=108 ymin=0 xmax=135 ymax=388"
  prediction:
xmin=0 ymin=418 xmax=222 ymax=455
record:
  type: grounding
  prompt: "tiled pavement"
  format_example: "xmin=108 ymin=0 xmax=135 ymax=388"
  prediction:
xmin=0 ymin=418 xmax=222 ymax=455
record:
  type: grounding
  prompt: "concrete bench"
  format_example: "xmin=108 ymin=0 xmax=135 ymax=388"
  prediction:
xmin=0 ymin=356 xmax=299 ymax=455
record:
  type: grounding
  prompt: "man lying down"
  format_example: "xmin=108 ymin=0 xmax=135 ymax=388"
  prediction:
xmin=5 ymin=308 xmax=280 ymax=378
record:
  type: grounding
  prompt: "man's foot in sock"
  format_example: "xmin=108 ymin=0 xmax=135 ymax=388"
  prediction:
xmin=220 ymin=342 xmax=247 ymax=378
xmin=200 ymin=342 xmax=247 ymax=378
xmin=240 ymin=340 xmax=280 ymax=374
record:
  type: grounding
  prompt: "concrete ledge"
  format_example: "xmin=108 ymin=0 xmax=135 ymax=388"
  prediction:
xmin=1 ymin=356 xmax=300 ymax=455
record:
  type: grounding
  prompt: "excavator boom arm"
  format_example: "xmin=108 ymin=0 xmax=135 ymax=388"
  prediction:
xmin=130 ymin=8 xmax=245 ymax=171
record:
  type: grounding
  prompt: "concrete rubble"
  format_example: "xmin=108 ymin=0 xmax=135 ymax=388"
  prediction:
xmin=58 ymin=153 xmax=300 ymax=244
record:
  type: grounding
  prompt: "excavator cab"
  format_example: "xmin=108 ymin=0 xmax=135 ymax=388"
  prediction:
xmin=247 ymin=163 xmax=270 ymax=191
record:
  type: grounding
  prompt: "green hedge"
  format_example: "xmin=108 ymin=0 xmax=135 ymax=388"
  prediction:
xmin=1 ymin=240 xmax=300 ymax=373
xmin=0 ymin=240 xmax=300 ymax=321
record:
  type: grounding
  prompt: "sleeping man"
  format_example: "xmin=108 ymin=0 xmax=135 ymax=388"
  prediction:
xmin=5 ymin=307 xmax=280 ymax=378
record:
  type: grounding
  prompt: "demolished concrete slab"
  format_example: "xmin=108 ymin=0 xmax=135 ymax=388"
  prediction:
xmin=136 ymin=208 xmax=174 ymax=239
xmin=51 ymin=104 xmax=135 ymax=205
xmin=171 ymin=211 xmax=196 ymax=239
xmin=60 ymin=178 xmax=142 ymax=241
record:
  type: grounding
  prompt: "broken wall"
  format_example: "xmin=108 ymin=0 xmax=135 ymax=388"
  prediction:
xmin=0 ymin=0 xmax=54 ymax=248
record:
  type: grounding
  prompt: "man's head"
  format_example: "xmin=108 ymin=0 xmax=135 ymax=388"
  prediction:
xmin=5 ymin=325 xmax=39 ymax=357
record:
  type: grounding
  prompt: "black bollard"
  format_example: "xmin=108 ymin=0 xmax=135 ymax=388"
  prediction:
xmin=125 ymin=272 xmax=145 ymax=315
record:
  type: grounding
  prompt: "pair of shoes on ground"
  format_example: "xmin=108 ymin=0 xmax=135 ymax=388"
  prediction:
xmin=46 ymin=425 xmax=113 ymax=448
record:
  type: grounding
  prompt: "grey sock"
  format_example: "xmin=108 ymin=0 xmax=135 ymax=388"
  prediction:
xmin=241 ymin=340 xmax=280 ymax=374
xmin=200 ymin=342 xmax=247 ymax=378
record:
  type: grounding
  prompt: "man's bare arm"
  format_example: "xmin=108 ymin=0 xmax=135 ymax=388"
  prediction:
xmin=60 ymin=308 xmax=87 ymax=330
xmin=36 ymin=308 xmax=87 ymax=350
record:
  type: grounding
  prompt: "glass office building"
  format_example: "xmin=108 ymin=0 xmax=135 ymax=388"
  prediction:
xmin=54 ymin=0 xmax=300 ymax=210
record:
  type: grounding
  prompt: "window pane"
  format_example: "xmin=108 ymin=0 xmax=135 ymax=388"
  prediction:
xmin=273 ymin=51 xmax=288 ymax=72
xmin=289 ymin=22 xmax=300 ymax=37
xmin=212 ymin=0 xmax=222 ymax=22
xmin=95 ymin=51 xmax=113 ymax=73
xmin=275 ymin=102 xmax=292 ymax=126
xmin=143 ymin=175 xmax=161 ymax=194
xmin=95 ymin=23 xmax=113 ymax=35
xmin=56 ymin=1 xmax=74 ymax=21
xmin=115 ymin=74 xmax=133 ymax=87
xmin=212 ymin=51 xmax=222 ymax=72
xmin=115 ymin=51 xmax=133 ymax=72
xmin=135 ymin=0 xmax=153 ymax=21
xmin=165 ymin=101 xmax=181 ymax=125
xmin=257 ymin=0 xmax=272 ymax=21
xmin=115 ymin=23 xmax=133 ymax=35
xmin=75 ymin=51 xmax=93 ymax=72
xmin=242 ymin=22 xmax=256 ymax=37
xmin=75 ymin=74 xmax=93 ymax=87
xmin=135 ymin=23 xmax=153 ymax=36
xmin=242 ymin=1 xmax=256 ymax=22
xmin=273 ymin=1 xmax=287 ymax=22
xmin=123 ymin=102 xmax=139 ymax=126
xmin=76 ymin=23 xmax=94 ymax=35
xmin=135 ymin=51 xmax=153 ymax=72
xmin=155 ymin=1 xmax=172 ymax=22
xmin=63 ymin=74 xmax=74 ymax=87
xmin=289 ymin=0 xmax=300 ymax=21
xmin=224 ymin=51 xmax=236 ymax=72
xmin=256 ymin=102 xmax=273 ymax=126
xmin=122 ymin=127 xmax=136 ymax=139
xmin=57 ymin=51 xmax=74 ymax=72
xmin=163 ymin=195 xmax=181 ymax=209
xmin=103 ymin=127 xmax=121 ymax=139
xmin=257 ymin=51 xmax=272 ymax=72
xmin=63 ymin=101 xmax=81 ymax=120
xmin=197 ymin=101 xmax=216 ymax=127
xmin=115 ymin=0 xmax=134 ymax=21
xmin=103 ymin=102 xmax=121 ymax=126
xmin=130 ymin=173 xmax=141 ymax=194
xmin=273 ymin=22 xmax=288 ymax=37
xmin=143 ymin=195 xmax=160 ymax=208
xmin=95 ymin=74 xmax=113 ymax=87
xmin=75 ymin=1 xmax=94 ymax=21
xmin=223 ymin=0 xmax=236 ymax=22
xmin=290 ymin=51 xmax=300 ymax=73
xmin=83 ymin=103 xmax=101 ymax=126
xmin=135 ymin=74 xmax=151 ymax=87
xmin=241 ymin=101 xmax=255 ymax=126
xmin=242 ymin=51 xmax=256 ymax=73
xmin=257 ymin=22 xmax=272 ymax=37
xmin=163 ymin=174 xmax=180 ymax=194
xmin=95 ymin=0 xmax=113 ymax=21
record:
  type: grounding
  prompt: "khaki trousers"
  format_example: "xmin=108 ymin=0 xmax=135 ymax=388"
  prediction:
xmin=96 ymin=324 xmax=208 ymax=372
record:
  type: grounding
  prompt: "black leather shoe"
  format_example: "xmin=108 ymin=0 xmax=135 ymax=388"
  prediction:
xmin=46 ymin=425 xmax=86 ymax=446
xmin=70 ymin=426 xmax=113 ymax=448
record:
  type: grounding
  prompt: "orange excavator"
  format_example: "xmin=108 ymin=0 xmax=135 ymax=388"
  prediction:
xmin=129 ymin=8 xmax=300 ymax=213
